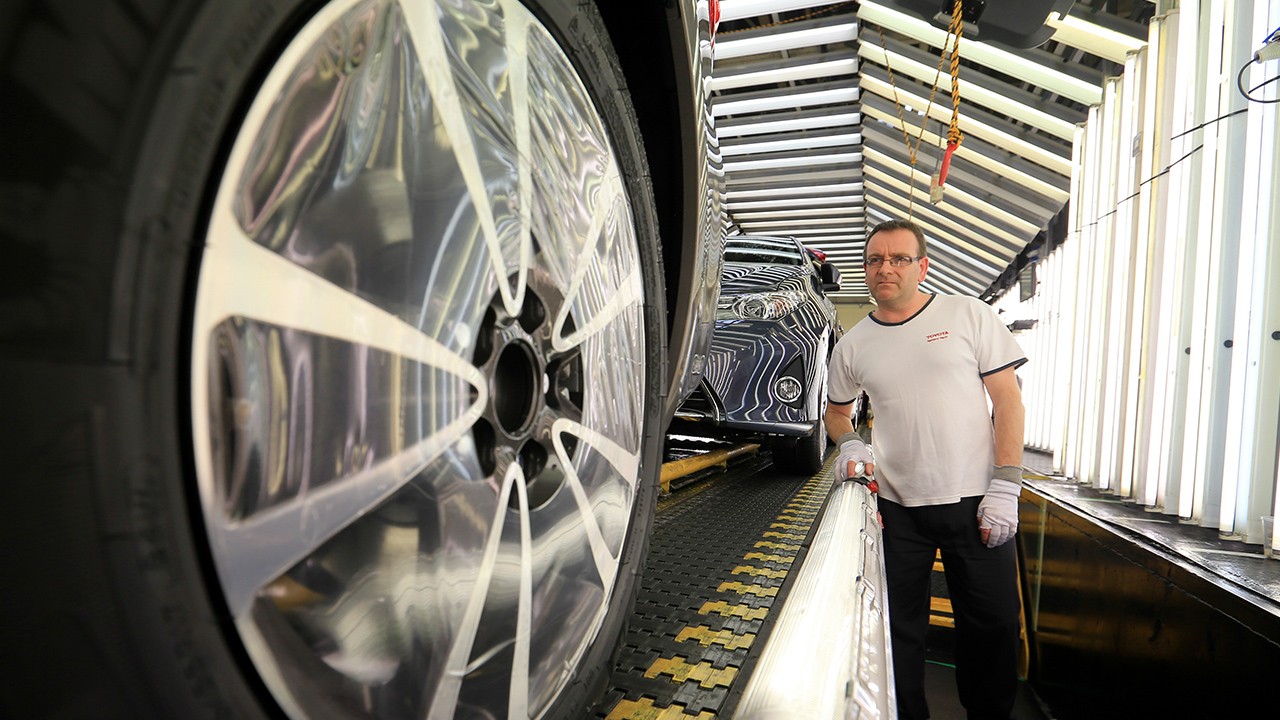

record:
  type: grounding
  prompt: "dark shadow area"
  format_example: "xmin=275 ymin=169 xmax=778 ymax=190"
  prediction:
xmin=1016 ymin=449 xmax=1280 ymax=719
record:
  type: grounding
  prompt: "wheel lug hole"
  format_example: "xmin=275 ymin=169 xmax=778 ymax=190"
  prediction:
xmin=474 ymin=419 xmax=497 ymax=477
xmin=519 ymin=441 xmax=547 ymax=479
xmin=518 ymin=291 xmax=547 ymax=334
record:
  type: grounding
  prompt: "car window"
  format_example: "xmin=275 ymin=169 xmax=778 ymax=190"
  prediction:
xmin=723 ymin=237 xmax=805 ymax=265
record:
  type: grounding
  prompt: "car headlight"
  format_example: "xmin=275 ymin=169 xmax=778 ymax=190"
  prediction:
xmin=717 ymin=290 xmax=805 ymax=320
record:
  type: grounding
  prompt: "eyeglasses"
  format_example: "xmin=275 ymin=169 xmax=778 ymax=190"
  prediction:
xmin=864 ymin=255 xmax=922 ymax=268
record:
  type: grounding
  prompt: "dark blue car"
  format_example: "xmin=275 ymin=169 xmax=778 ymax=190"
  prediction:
xmin=675 ymin=235 xmax=843 ymax=473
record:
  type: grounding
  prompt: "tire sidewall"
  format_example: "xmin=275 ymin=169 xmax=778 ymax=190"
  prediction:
xmin=102 ymin=2 xmax=336 ymax=718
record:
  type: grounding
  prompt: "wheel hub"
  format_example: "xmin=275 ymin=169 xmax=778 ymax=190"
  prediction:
xmin=494 ymin=338 xmax=541 ymax=437
xmin=474 ymin=277 xmax=580 ymax=509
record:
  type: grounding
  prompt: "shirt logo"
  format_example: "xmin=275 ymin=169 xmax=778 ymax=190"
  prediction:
xmin=926 ymin=331 xmax=949 ymax=343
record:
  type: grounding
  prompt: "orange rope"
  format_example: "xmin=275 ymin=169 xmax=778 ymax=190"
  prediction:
xmin=938 ymin=0 xmax=965 ymax=188
xmin=877 ymin=24 xmax=950 ymax=216
xmin=946 ymin=1 xmax=964 ymax=148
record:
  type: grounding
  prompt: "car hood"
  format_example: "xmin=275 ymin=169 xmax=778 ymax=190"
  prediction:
xmin=719 ymin=262 xmax=809 ymax=294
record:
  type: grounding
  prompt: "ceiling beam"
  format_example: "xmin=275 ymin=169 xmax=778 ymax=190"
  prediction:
xmin=710 ymin=52 xmax=859 ymax=92
xmin=858 ymin=0 xmax=1103 ymax=106
xmin=718 ymin=0 xmax=853 ymax=23
xmin=859 ymin=71 xmax=1072 ymax=176
xmin=716 ymin=20 xmax=857 ymax=61
xmin=857 ymin=43 xmax=1077 ymax=140
xmin=859 ymin=99 xmax=1070 ymax=205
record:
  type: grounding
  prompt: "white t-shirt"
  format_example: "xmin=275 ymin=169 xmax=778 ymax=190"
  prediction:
xmin=828 ymin=294 xmax=1026 ymax=506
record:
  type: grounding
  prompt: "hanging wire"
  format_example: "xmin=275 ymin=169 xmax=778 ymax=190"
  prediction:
xmin=876 ymin=0 xmax=966 ymax=216
xmin=1237 ymin=56 xmax=1280 ymax=104
xmin=1235 ymin=25 xmax=1280 ymax=103
xmin=876 ymin=24 xmax=950 ymax=216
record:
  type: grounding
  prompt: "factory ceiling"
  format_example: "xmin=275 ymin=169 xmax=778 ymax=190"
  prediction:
xmin=712 ymin=0 xmax=1153 ymax=302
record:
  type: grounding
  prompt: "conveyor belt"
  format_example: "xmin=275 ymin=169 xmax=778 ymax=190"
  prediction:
xmin=591 ymin=452 xmax=837 ymax=719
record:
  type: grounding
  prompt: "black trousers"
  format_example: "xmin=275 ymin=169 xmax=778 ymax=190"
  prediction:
xmin=879 ymin=496 xmax=1020 ymax=720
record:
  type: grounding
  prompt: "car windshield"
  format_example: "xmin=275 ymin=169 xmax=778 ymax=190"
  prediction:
xmin=723 ymin=237 xmax=805 ymax=266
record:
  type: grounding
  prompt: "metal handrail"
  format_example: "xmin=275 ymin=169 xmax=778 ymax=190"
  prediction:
xmin=734 ymin=479 xmax=895 ymax=719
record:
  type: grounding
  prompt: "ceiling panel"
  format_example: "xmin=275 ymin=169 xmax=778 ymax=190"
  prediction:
xmin=712 ymin=0 xmax=1151 ymax=301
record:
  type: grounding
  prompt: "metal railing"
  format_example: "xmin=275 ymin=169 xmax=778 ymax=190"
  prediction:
xmin=734 ymin=479 xmax=895 ymax=719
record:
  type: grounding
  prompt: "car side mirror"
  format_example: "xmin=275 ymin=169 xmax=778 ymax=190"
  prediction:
xmin=819 ymin=262 xmax=841 ymax=292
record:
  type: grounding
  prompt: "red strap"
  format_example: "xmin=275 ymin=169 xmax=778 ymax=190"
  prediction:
xmin=939 ymin=141 xmax=959 ymax=186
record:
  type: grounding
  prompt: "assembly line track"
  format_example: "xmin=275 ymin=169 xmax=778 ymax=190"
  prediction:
xmin=592 ymin=452 xmax=838 ymax=719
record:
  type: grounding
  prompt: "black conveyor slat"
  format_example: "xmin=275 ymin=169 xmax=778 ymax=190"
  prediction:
xmin=592 ymin=453 xmax=836 ymax=718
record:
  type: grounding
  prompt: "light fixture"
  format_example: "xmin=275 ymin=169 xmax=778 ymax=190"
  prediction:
xmin=727 ymin=182 xmax=864 ymax=199
xmin=1064 ymin=117 xmax=1097 ymax=483
xmin=1097 ymin=76 xmax=1124 ymax=493
xmin=804 ymin=243 xmax=866 ymax=250
xmin=1044 ymin=11 xmax=1148 ymax=65
xmin=858 ymin=43 xmax=1076 ymax=140
xmin=1140 ymin=11 xmax=1177 ymax=509
xmin=721 ymin=132 xmax=861 ymax=157
xmin=1221 ymin=3 xmax=1280 ymax=539
xmin=710 ymin=57 xmax=858 ymax=92
xmin=718 ymin=0 xmax=851 ymax=22
xmin=758 ymin=225 xmax=865 ymax=235
xmin=714 ymin=22 xmax=857 ymax=61
xmin=727 ymin=195 xmax=864 ymax=210
xmin=724 ymin=152 xmax=861 ymax=173
xmin=735 ymin=208 xmax=864 ymax=221
xmin=859 ymin=75 xmax=1072 ymax=177
xmin=1117 ymin=48 xmax=1147 ymax=498
xmin=717 ymin=112 xmax=861 ymax=139
xmin=1128 ymin=21 xmax=1157 ymax=506
xmin=1153 ymin=6 xmax=1197 ymax=518
xmin=715 ymin=87 xmax=859 ymax=117
xmin=860 ymin=162 xmax=1029 ymax=249
xmin=860 ymin=153 xmax=1041 ymax=240
xmin=1178 ymin=0 xmax=1221 ymax=523
xmin=860 ymin=103 xmax=1069 ymax=203
xmin=858 ymin=1 xmax=1102 ymax=106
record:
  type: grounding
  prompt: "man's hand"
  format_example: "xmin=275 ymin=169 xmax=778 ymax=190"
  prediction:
xmin=977 ymin=466 xmax=1023 ymax=548
xmin=834 ymin=433 xmax=875 ymax=481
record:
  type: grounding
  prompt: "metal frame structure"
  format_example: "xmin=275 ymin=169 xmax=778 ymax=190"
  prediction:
xmin=713 ymin=0 xmax=1150 ymax=301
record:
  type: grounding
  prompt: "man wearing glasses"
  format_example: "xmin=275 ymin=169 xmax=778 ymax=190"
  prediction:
xmin=824 ymin=219 xmax=1027 ymax=720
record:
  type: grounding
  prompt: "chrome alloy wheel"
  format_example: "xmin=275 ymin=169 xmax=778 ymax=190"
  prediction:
xmin=190 ymin=0 xmax=649 ymax=716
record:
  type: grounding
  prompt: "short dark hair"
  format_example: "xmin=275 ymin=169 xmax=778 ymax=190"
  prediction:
xmin=866 ymin=219 xmax=927 ymax=258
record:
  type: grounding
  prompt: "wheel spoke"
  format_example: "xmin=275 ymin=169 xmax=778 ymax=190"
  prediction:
xmin=543 ymin=190 xmax=644 ymax=361
xmin=197 ymin=216 xmax=484 ymax=380
xmin=503 ymin=0 xmax=535 ymax=317
xmin=551 ymin=417 xmax=640 ymax=593
xmin=426 ymin=461 xmax=531 ymax=718
xmin=211 ymin=433 xmax=468 ymax=618
xmin=554 ymin=263 xmax=645 ymax=354
xmin=509 ymin=457 xmax=534 ymax=720
xmin=193 ymin=211 xmax=486 ymax=618
xmin=401 ymin=0 xmax=531 ymax=319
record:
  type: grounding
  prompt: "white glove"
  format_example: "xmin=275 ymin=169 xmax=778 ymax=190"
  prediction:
xmin=977 ymin=466 xmax=1023 ymax=548
xmin=834 ymin=433 xmax=874 ymax=481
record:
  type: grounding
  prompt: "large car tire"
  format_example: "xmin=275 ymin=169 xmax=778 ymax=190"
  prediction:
xmin=1 ymin=1 xmax=665 ymax=718
xmin=771 ymin=414 xmax=827 ymax=476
